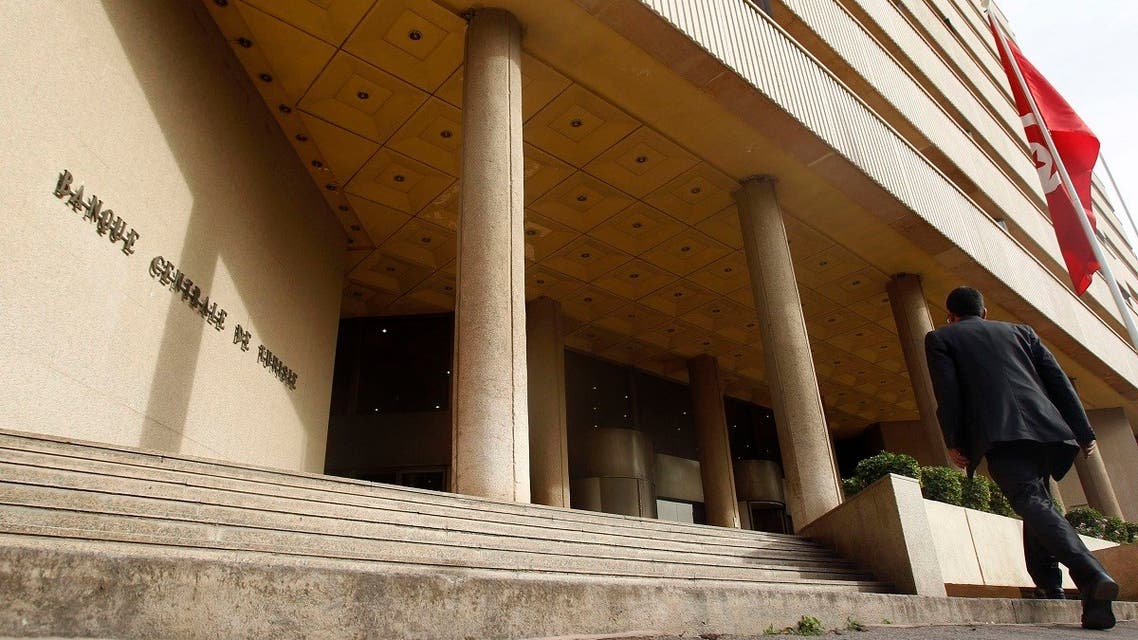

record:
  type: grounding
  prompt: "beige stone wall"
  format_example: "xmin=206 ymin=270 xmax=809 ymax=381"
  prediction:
xmin=0 ymin=1 xmax=343 ymax=472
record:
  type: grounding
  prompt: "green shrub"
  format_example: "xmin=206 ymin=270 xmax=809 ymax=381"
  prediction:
xmin=920 ymin=466 xmax=963 ymax=506
xmin=842 ymin=477 xmax=863 ymax=499
xmin=1104 ymin=516 xmax=1129 ymax=543
xmin=987 ymin=479 xmax=1018 ymax=518
xmin=1050 ymin=485 xmax=1066 ymax=516
xmin=1127 ymin=522 xmax=1138 ymax=544
xmin=853 ymin=451 xmax=920 ymax=489
xmin=961 ymin=474 xmax=991 ymax=511
xmin=1066 ymin=507 xmax=1107 ymax=538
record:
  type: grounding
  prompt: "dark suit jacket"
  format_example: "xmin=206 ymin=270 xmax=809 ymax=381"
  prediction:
xmin=924 ymin=316 xmax=1093 ymax=478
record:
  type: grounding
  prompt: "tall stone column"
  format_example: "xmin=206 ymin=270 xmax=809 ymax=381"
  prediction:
xmin=1073 ymin=449 xmax=1124 ymax=519
xmin=688 ymin=354 xmax=741 ymax=528
xmin=886 ymin=273 xmax=954 ymax=468
xmin=451 ymin=8 xmax=529 ymax=502
xmin=526 ymin=297 xmax=570 ymax=507
xmin=734 ymin=177 xmax=842 ymax=528
xmin=1088 ymin=408 xmax=1138 ymax=520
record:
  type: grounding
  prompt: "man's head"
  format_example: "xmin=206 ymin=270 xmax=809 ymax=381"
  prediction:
xmin=945 ymin=286 xmax=987 ymax=323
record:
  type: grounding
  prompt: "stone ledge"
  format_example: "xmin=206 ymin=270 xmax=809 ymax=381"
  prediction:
xmin=3 ymin=536 xmax=1133 ymax=639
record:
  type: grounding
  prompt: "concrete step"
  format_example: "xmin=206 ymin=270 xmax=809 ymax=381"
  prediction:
xmin=0 ymin=428 xmax=817 ymax=548
xmin=3 ymin=533 xmax=1136 ymax=640
xmin=0 ymin=446 xmax=858 ymax=569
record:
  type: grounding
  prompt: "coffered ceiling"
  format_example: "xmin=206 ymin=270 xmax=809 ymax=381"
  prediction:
xmin=202 ymin=0 xmax=920 ymax=435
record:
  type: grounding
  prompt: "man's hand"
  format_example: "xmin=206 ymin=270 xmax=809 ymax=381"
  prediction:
xmin=948 ymin=448 xmax=970 ymax=469
xmin=1082 ymin=439 xmax=1098 ymax=459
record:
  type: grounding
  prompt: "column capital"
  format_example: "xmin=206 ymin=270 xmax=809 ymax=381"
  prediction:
xmin=737 ymin=175 xmax=779 ymax=192
xmin=889 ymin=272 xmax=922 ymax=282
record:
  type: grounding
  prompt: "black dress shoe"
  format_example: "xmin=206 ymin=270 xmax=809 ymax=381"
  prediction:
xmin=1032 ymin=587 xmax=1066 ymax=600
xmin=1081 ymin=574 xmax=1119 ymax=630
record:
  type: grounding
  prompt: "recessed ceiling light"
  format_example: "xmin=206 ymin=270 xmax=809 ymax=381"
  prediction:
xmin=408 ymin=29 xmax=423 ymax=41
xmin=236 ymin=37 xmax=252 ymax=48
xmin=570 ymin=119 xmax=583 ymax=128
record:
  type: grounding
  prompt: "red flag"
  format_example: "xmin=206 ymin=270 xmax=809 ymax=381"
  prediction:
xmin=990 ymin=17 xmax=1101 ymax=295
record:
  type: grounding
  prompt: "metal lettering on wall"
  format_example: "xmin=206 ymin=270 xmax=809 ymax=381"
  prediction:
xmin=149 ymin=256 xmax=228 ymax=331
xmin=258 ymin=345 xmax=298 ymax=390
xmin=53 ymin=170 xmax=140 ymax=255
xmin=50 ymin=170 xmax=300 ymax=391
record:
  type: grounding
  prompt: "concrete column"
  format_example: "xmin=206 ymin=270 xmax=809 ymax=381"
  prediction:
xmin=451 ymin=9 xmax=529 ymax=502
xmin=1073 ymin=448 xmax=1124 ymax=519
xmin=526 ymin=297 xmax=570 ymax=507
xmin=734 ymin=177 xmax=842 ymax=528
xmin=886 ymin=273 xmax=954 ymax=468
xmin=688 ymin=355 xmax=741 ymax=528
xmin=1089 ymin=408 xmax=1138 ymax=520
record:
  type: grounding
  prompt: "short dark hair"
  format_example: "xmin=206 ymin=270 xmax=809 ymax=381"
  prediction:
xmin=946 ymin=286 xmax=984 ymax=317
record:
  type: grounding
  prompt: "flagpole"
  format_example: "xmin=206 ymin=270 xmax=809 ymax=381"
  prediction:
xmin=1099 ymin=152 xmax=1138 ymax=254
xmin=990 ymin=11 xmax=1138 ymax=350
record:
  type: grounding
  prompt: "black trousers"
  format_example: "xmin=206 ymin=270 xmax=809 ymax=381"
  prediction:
xmin=985 ymin=441 xmax=1105 ymax=591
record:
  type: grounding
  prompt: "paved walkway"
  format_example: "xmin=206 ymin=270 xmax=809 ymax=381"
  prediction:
xmin=564 ymin=621 xmax=1138 ymax=639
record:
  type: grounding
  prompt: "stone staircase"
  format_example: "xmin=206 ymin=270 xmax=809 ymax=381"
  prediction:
xmin=5 ymin=427 xmax=1122 ymax=638
xmin=0 ymin=427 xmax=882 ymax=587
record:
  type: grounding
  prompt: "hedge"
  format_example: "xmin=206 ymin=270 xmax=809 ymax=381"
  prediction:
xmin=852 ymin=451 xmax=920 ymax=488
xmin=1066 ymin=507 xmax=1107 ymax=539
xmin=920 ymin=466 xmax=962 ymax=506
xmin=841 ymin=452 xmax=1134 ymax=542
xmin=961 ymin=474 xmax=991 ymax=511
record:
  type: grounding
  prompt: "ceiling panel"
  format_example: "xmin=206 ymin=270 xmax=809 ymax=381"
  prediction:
xmin=415 ymin=181 xmax=460 ymax=231
xmin=345 ymin=148 xmax=455 ymax=213
xmin=344 ymin=0 xmax=466 ymax=92
xmin=695 ymin=205 xmax=744 ymax=250
xmin=524 ymin=84 xmax=639 ymax=167
xmin=592 ymin=259 xmax=679 ymax=301
xmin=347 ymin=193 xmax=410 ymax=247
xmin=584 ymin=126 xmax=699 ymax=198
xmin=223 ymin=2 xmax=336 ymax=104
xmin=641 ymin=228 xmax=732 ymax=277
xmin=644 ymin=163 xmax=736 ymax=226
xmin=682 ymin=249 xmax=746 ymax=293
xmin=588 ymin=202 xmax=685 ymax=257
xmin=380 ymin=218 xmax=456 ymax=269
xmin=348 ymin=249 xmax=434 ymax=295
xmin=297 ymin=113 xmax=380 ymax=187
xmin=523 ymin=212 xmax=579 ymax=261
xmin=541 ymin=236 xmax=632 ymax=282
xmin=525 ymin=265 xmax=585 ymax=301
xmin=385 ymin=97 xmax=463 ymax=175
xmin=239 ymin=0 xmax=376 ymax=45
xmin=524 ymin=144 xmax=576 ymax=205
xmin=529 ymin=171 xmax=634 ymax=232
xmin=299 ymin=51 xmax=428 ymax=143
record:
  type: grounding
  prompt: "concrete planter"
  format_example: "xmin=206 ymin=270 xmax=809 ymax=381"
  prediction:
xmin=1095 ymin=543 xmax=1138 ymax=601
xmin=925 ymin=498 xmax=1118 ymax=597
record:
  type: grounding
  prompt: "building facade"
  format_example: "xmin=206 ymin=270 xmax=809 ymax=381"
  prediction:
xmin=3 ymin=0 xmax=1138 ymax=574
